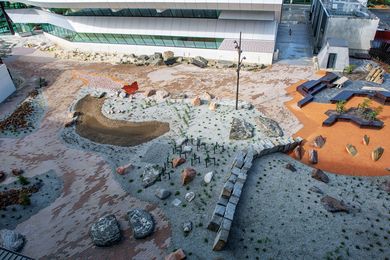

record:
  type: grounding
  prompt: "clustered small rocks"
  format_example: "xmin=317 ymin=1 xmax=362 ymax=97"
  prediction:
xmin=24 ymin=41 xmax=267 ymax=71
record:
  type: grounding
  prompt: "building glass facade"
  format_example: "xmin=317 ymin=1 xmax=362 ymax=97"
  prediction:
xmin=40 ymin=24 xmax=223 ymax=49
xmin=49 ymin=8 xmax=221 ymax=18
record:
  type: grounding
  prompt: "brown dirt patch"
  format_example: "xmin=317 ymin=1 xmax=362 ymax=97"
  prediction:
xmin=75 ymin=95 xmax=169 ymax=147
xmin=285 ymin=78 xmax=390 ymax=176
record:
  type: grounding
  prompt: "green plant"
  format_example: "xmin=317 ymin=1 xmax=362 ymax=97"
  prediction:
xmin=18 ymin=176 xmax=30 ymax=185
xmin=343 ymin=64 xmax=356 ymax=74
xmin=358 ymin=98 xmax=372 ymax=111
xmin=19 ymin=192 xmax=30 ymax=206
xmin=336 ymin=101 xmax=347 ymax=113
xmin=367 ymin=105 xmax=383 ymax=120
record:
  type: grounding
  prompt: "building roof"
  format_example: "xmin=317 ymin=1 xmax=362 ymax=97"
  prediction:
xmin=318 ymin=0 xmax=378 ymax=19
xmin=16 ymin=0 xmax=283 ymax=10
xmin=327 ymin=37 xmax=348 ymax=47
xmin=370 ymin=9 xmax=390 ymax=30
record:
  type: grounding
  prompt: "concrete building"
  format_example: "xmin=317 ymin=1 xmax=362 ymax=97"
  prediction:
xmin=310 ymin=0 xmax=379 ymax=55
xmin=317 ymin=38 xmax=349 ymax=71
xmin=2 ymin=0 xmax=284 ymax=64
xmin=0 ymin=60 xmax=16 ymax=103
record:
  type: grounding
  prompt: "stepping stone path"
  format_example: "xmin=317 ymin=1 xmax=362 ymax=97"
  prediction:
xmin=208 ymin=136 xmax=303 ymax=251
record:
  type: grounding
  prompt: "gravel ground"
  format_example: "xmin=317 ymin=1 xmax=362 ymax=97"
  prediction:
xmin=229 ymin=153 xmax=390 ymax=259
xmin=0 ymin=170 xmax=63 ymax=230
xmin=0 ymin=89 xmax=46 ymax=138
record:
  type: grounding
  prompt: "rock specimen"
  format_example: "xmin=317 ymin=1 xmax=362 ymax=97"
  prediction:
xmin=201 ymin=92 xmax=214 ymax=101
xmin=116 ymin=163 xmax=132 ymax=175
xmin=181 ymin=168 xmax=196 ymax=185
xmin=182 ymin=146 xmax=192 ymax=153
xmin=155 ymin=90 xmax=170 ymax=100
xmin=254 ymin=115 xmax=284 ymax=137
xmin=309 ymin=186 xmax=323 ymax=194
xmin=0 ymin=171 xmax=6 ymax=183
xmin=12 ymin=169 xmax=23 ymax=176
xmin=171 ymin=198 xmax=182 ymax=207
xmin=144 ymin=89 xmax=156 ymax=97
xmin=285 ymin=163 xmax=296 ymax=172
xmin=0 ymin=229 xmax=25 ymax=252
xmin=321 ymin=196 xmax=349 ymax=213
xmin=89 ymin=215 xmax=121 ymax=247
xmin=313 ymin=135 xmax=326 ymax=148
xmin=309 ymin=149 xmax=318 ymax=164
xmin=191 ymin=96 xmax=201 ymax=106
xmin=142 ymin=165 xmax=163 ymax=188
xmin=165 ymin=248 xmax=186 ymax=260
xmin=311 ymin=169 xmax=329 ymax=183
xmin=294 ymin=145 xmax=303 ymax=160
xmin=185 ymin=192 xmax=195 ymax=202
xmin=346 ymin=144 xmax=357 ymax=156
xmin=229 ymin=118 xmax=253 ymax=140
xmin=155 ymin=188 xmax=171 ymax=200
xmin=172 ymin=157 xmax=186 ymax=168
xmin=209 ymin=102 xmax=217 ymax=111
xmin=363 ymin=135 xmax=370 ymax=145
xmin=182 ymin=222 xmax=193 ymax=236
xmin=372 ymin=147 xmax=384 ymax=161
xmin=204 ymin=171 xmax=213 ymax=184
xmin=191 ymin=56 xmax=208 ymax=68
xmin=162 ymin=51 xmax=175 ymax=65
xmin=127 ymin=209 xmax=155 ymax=239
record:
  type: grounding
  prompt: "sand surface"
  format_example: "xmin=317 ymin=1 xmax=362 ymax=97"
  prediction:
xmin=75 ymin=95 xmax=169 ymax=147
xmin=285 ymin=78 xmax=390 ymax=176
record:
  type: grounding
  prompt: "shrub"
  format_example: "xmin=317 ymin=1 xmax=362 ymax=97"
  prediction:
xmin=336 ymin=101 xmax=346 ymax=113
xmin=343 ymin=64 xmax=356 ymax=74
xmin=18 ymin=176 xmax=30 ymax=186
xmin=19 ymin=192 xmax=31 ymax=206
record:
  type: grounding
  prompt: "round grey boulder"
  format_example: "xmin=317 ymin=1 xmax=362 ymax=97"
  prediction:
xmin=0 ymin=229 xmax=25 ymax=252
xmin=90 ymin=214 xmax=121 ymax=247
xmin=128 ymin=209 xmax=155 ymax=239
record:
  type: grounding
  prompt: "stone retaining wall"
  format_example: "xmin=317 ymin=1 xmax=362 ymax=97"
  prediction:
xmin=208 ymin=136 xmax=303 ymax=251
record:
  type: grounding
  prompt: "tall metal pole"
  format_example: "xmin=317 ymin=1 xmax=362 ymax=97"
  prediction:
xmin=234 ymin=32 xmax=245 ymax=110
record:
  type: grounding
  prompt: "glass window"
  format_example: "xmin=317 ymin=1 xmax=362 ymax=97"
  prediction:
xmin=131 ymin=35 xmax=145 ymax=45
xmin=162 ymin=36 xmax=174 ymax=47
xmin=151 ymin=36 xmax=164 ymax=46
xmin=140 ymin=35 xmax=155 ymax=46
xmin=172 ymin=37 xmax=185 ymax=47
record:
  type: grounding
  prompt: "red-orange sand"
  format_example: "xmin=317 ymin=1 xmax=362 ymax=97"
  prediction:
xmin=285 ymin=77 xmax=390 ymax=176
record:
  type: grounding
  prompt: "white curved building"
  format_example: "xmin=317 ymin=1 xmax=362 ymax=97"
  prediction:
xmin=3 ymin=0 xmax=283 ymax=64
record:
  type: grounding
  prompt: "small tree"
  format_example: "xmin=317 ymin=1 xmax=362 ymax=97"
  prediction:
xmin=357 ymin=98 xmax=372 ymax=115
xmin=336 ymin=101 xmax=346 ymax=113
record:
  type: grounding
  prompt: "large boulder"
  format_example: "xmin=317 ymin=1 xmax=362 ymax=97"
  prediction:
xmin=255 ymin=116 xmax=284 ymax=137
xmin=321 ymin=196 xmax=349 ymax=213
xmin=163 ymin=51 xmax=176 ymax=65
xmin=191 ymin=56 xmax=208 ymax=68
xmin=191 ymin=96 xmax=201 ymax=106
xmin=311 ymin=169 xmax=329 ymax=183
xmin=149 ymin=52 xmax=163 ymax=66
xmin=142 ymin=165 xmax=163 ymax=188
xmin=155 ymin=90 xmax=170 ymax=101
xmin=127 ymin=209 xmax=155 ymax=239
xmin=229 ymin=118 xmax=253 ymax=140
xmin=312 ymin=135 xmax=326 ymax=148
xmin=0 ymin=229 xmax=25 ymax=252
xmin=89 ymin=215 xmax=121 ymax=247
xmin=181 ymin=168 xmax=196 ymax=185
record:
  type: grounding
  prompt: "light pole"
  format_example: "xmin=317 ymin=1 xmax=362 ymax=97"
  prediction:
xmin=234 ymin=32 xmax=246 ymax=110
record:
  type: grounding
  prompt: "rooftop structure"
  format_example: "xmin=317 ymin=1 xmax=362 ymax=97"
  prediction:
xmin=310 ymin=0 xmax=379 ymax=54
xmin=0 ymin=60 xmax=16 ymax=103
xmin=2 ymin=0 xmax=284 ymax=64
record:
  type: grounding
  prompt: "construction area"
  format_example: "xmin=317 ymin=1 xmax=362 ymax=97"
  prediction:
xmin=0 ymin=2 xmax=390 ymax=258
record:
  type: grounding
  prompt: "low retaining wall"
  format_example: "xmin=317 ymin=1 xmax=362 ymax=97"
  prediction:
xmin=208 ymin=136 xmax=303 ymax=251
